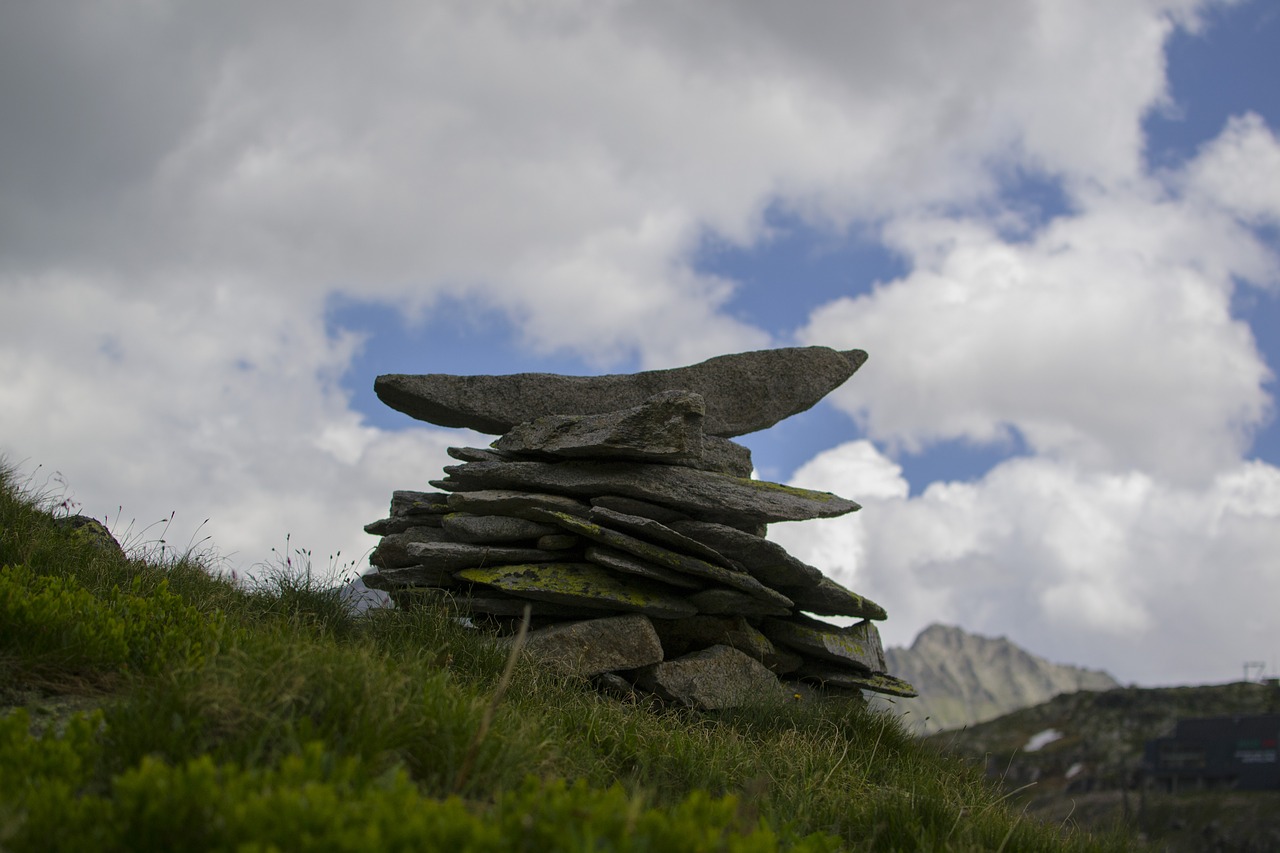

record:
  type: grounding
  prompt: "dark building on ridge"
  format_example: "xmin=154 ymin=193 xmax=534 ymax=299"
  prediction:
xmin=1143 ymin=714 xmax=1280 ymax=792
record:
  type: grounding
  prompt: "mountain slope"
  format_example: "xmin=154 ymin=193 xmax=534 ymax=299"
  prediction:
xmin=925 ymin=680 xmax=1280 ymax=851
xmin=874 ymin=623 xmax=1120 ymax=733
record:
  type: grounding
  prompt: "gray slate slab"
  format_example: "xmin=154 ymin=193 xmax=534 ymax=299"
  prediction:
xmin=688 ymin=588 xmax=791 ymax=617
xmin=390 ymin=490 xmax=451 ymax=517
xmin=404 ymin=541 xmax=559 ymax=570
xmin=440 ymin=459 xmax=860 ymax=525
xmin=667 ymin=519 xmax=824 ymax=588
xmin=493 ymin=390 xmax=706 ymax=466
xmin=455 ymin=562 xmax=698 ymax=619
xmin=370 ymin=527 xmax=454 ymax=568
xmin=795 ymin=664 xmax=918 ymax=698
xmin=587 ymin=506 xmax=742 ymax=571
xmin=449 ymin=594 xmax=609 ymax=620
xmin=530 ymin=510 xmax=792 ymax=607
xmin=590 ymin=495 xmax=689 ymax=523
xmin=441 ymin=512 xmax=559 ymax=543
xmin=445 ymin=489 xmax=591 ymax=520
xmin=700 ymin=437 xmax=754 ymax=477
xmin=779 ymin=576 xmax=888 ymax=620
xmin=361 ymin=564 xmax=457 ymax=589
xmin=584 ymin=544 xmax=705 ymax=590
xmin=374 ymin=345 xmax=868 ymax=437
xmin=537 ymin=534 xmax=581 ymax=550
xmin=759 ymin=615 xmax=887 ymax=674
xmin=364 ymin=515 xmax=442 ymax=535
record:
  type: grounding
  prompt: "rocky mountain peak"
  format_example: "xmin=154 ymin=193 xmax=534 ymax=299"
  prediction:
xmin=874 ymin=624 xmax=1119 ymax=734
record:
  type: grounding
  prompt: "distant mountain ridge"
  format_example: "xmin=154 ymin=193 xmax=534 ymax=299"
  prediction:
xmin=873 ymin=623 xmax=1120 ymax=734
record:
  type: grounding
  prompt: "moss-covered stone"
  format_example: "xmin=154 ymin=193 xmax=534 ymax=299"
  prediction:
xmin=779 ymin=576 xmax=888 ymax=621
xmin=796 ymin=664 xmax=918 ymax=698
xmin=530 ymin=510 xmax=792 ymax=607
xmin=760 ymin=615 xmax=887 ymax=673
xmin=455 ymin=563 xmax=697 ymax=619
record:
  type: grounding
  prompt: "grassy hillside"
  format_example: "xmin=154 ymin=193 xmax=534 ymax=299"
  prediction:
xmin=0 ymin=461 xmax=1132 ymax=851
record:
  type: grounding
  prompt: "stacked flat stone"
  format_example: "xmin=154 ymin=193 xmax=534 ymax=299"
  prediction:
xmin=362 ymin=346 xmax=916 ymax=710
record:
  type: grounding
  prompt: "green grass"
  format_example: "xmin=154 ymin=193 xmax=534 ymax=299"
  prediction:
xmin=0 ymin=460 xmax=1135 ymax=851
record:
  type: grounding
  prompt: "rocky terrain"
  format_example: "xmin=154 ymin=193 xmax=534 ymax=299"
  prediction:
xmin=929 ymin=680 xmax=1280 ymax=851
xmin=873 ymin=623 xmax=1119 ymax=734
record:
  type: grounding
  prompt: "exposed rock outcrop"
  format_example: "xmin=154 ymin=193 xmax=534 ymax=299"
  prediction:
xmin=362 ymin=346 xmax=913 ymax=711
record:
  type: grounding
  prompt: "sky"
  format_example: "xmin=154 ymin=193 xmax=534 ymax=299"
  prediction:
xmin=2 ymin=0 xmax=1278 ymax=687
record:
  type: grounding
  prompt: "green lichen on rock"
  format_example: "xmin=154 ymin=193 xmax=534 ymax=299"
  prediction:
xmin=797 ymin=664 xmax=918 ymax=698
xmin=760 ymin=616 xmax=886 ymax=674
xmin=781 ymin=576 xmax=888 ymax=621
xmin=455 ymin=563 xmax=697 ymax=619
xmin=529 ymin=510 xmax=791 ymax=608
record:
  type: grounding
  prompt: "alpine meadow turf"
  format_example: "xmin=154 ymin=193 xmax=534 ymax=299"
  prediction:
xmin=0 ymin=460 xmax=1134 ymax=851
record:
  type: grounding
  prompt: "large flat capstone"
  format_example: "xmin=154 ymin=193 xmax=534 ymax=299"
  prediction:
xmin=375 ymin=346 xmax=868 ymax=438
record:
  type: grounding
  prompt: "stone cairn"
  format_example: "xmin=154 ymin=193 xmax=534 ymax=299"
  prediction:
xmin=362 ymin=346 xmax=916 ymax=710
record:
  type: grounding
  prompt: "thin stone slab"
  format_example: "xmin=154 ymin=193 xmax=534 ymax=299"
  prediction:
xmin=634 ymin=645 xmax=790 ymax=710
xmin=371 ymin=528 xmax=455 ymax=568
xmin=530 ymin=510 xmax=792 ymax=608
xmin=455 ymin=562 xmax=697 ymax=619
xmin=441 ymin=513 xmax=559 ymax=544
xmin=450 ymin=594 xmax=609 ymax=620
xmin=584 ymin=544 xmax=705 ymax=590
xmin=390 ymin=490 xmax=452 ymax=517
xmin=779 ymin=576 xmax=888 ymax=621
xmin=795 ymin=664 xmax=918 ymax=698
xmin=590 ymin=496 xmax=688 ymax=523
xmin=447 ymin=446 xmax=516 ymax=464
xmin=445 ymin=489 xmax=591 ymax=520
xmin=361 ymin=564 xmax=457 ymax=589
xmin=667 ymin=520 xmax=823 ymax=588
xmin=587 ymin=506 xmax=742 ymax=572
xmin=494 ymin=390 xmax=706 ymax=466
xmin=513 ymin=614 xmax=664 ymax=677
xmin=440 ymin=459 xmax=860 ymax=526
xmin=537 ymin=534 xmax=581 ymax=550
xmin=688 ymin=588 xmax=791 ymax=618
xmin=759 ymin=616 xmax=887 ymax=674
xmin=374 ymin=346 xmax=869 ymax=438
xmin=364 ymin=515 xmax=442 ymax=535
xmin=404 ymin=541 xmax=560 ymax=570
xmin=700 ymin=437 xmax=754 ymax=477
xmin=493 ymin=404 xmax=751 ymax=476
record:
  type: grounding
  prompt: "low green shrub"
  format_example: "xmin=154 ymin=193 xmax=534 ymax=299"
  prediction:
xmin=0 ymin=707 xmax=102 ymax=799
xmin=2 ymin=722 xmax=837 ymax=853
xmin=0 ymin=563 xmax=224 ymax=677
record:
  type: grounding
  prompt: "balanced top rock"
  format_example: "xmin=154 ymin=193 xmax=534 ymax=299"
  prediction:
xmin=374 ymin=345 xmax=868 ymax=438
xmin=362 ymin=345 xmax=916 ymax=711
